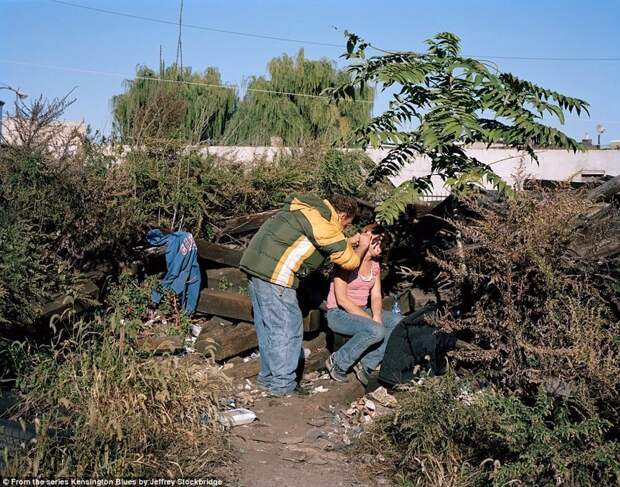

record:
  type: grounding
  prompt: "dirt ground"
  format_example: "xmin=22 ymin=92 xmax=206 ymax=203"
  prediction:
xmin=226 ymin=376 xmax=388 ymax=487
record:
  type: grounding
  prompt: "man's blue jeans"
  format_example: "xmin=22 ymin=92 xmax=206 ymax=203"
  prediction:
xmin=326 ymin=308 xmax=400 ymax=372
xmin=248 ymin=276 xmax=303 ymax=395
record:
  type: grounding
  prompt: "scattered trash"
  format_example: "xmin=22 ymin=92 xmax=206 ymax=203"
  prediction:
xmin=218 ymin=408 xmax=256 ymax=427
xmin=304 ymin=347 xmax=311 ymax=359
xmin=307 ymin=418 xmax=327 ymax=427
xmin=303 ymin=371 xmax=320 ymax=381
xmin=344 ymin=397 xmax=380 ymax=425
xmin=369 ymin=386 xmax=398 ymax=408
xmin=243 ymin=351 xmax=260 ymax=363
xmin=200 ymin=414 xmax=209 ymax=425
xmin=312 ymin=385 xmax=329 ymax=394
xmin=191 ymin=324 xmax=203 ymax=337
xmin=221 ymin=398 xmax=236 ymax=409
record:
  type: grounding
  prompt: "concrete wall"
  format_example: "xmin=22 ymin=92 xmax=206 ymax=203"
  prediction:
xmin=200 ymin=145 xmax=620 ymax=196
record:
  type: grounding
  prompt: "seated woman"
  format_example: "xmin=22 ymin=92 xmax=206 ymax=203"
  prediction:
xmin=324 ymin=224 xmax=400 ymax=386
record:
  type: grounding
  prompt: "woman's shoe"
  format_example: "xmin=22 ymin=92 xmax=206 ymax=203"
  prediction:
xmin=325 ymin=353 xmax=348 ymax=382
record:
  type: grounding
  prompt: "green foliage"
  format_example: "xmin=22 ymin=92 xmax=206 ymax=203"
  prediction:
xmin=225 ymin=50 xmax=373 ymax=146
xmin=375 ymin=180 xmax=423 ymax=223
xmin=0 ymin=217 xmax=56 ymax=327
xmin=362 ymin=376 xmax=620 ymax=486
xmin=330 ymin=31 xmax=589 ymax=222
xmin=112 ymin=63 xmax=237 ymax=143
xmin=0 ymin=134 xmax=143 ymax=265
xmin=106 ymin=273 xmax=157 ymax=323
xmin=318 ymin=149 xmax=375 ymax=197
xmin=125 ymin=143 xmax=377 ymax=235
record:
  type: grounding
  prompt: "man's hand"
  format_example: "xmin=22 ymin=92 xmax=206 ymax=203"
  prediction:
xmin=351 ymin=230 xmax=372 ymax=262
xmin=372 ymin=314 xmax=383 ymax=325
xmin=348 ymin=233 xmax=361 ymax=247
xmin=357 ymin=231 xmax=372 ymax=251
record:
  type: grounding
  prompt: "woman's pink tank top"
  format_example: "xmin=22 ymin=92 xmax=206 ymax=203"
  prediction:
xmin=326 ymin=261 xmax=380 ymax=309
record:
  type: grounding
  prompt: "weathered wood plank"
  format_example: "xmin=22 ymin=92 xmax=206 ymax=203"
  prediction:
xmin=197 ymin=287 xmax=324 ymax=332
xmin=586 ymin=175 xmax=620 ymax=202
xmin=303 ymin=308 xmax=322 ymax=332
xmin=40 ymin=280 xmax=100 ymax=319
xmin=217 ymin=209 xmax=279 ymax=237
xmin=195 ymin=320 xmax=258 ymax=361
xmin=196 ymin=289 xmax=253 ymax=321
xmin=195 ymin=240 xmax=243 ymax=267
xmin=205 ymin=267 xmax=248 ymax=290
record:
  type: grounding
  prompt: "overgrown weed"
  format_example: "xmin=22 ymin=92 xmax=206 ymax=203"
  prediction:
xmin=1 ymin=277 xmax=231 ymax=478
xmin=359 ymin=188 xmax=620 ymax=486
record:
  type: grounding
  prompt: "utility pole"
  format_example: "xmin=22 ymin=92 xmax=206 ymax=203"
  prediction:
xmin=0 ymin=100 xmax=4 ymax=143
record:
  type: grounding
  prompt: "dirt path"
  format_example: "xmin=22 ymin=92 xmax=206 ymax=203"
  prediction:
xmin=227 ymin=376 xmax=380 ymax=487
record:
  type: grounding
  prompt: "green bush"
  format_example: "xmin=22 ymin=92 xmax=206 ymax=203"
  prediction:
xmin=361 ymin=376 xmax=620 ymax=486
xmin=123 ymin=143 xmax=379 ymax=238
xmin=360 ymin=189 xmax=620 ymax=486
xmin=0 ymin=218 xmax=55 ymax=327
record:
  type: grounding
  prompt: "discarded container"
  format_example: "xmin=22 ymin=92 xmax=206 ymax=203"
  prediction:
xmin=191 ymin=324 xmax=203 ymax=337
xmin=218 ymin=408 xmax=256 ymax=427
xmin=304 ymin=347 xmax=311 ymax=359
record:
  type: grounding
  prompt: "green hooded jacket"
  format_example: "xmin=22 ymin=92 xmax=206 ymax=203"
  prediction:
xmin=240 ymin=194 xmax=359 ymax=289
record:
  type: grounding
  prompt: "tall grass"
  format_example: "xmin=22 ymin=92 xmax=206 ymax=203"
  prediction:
xmin=2 ymin=278 xmax=231 ymax=478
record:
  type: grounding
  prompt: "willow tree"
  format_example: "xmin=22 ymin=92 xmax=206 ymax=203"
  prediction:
xmin=329 ymin=32 xmax=590 ymax=223
xmin=224 ymin=50 xmax=373 ymax=146
xmin=112 ymin=63 xmax=238 ymax=143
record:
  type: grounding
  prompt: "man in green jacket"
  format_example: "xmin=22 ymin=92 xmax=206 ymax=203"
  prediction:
xmin=240 ymin=193 xmax=371 ymax=396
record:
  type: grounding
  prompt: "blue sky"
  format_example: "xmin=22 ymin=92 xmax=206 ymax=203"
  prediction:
xmin=2 ymin=0 xmax=619 ymax=143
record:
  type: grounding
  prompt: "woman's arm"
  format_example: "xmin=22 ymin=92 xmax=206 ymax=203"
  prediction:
xmin=334 ymin=270 xmax=370 ymax=319
xmin=370 ymin=271 xmax=383 ymax=324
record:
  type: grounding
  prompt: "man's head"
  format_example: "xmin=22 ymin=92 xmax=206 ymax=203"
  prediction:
xmin=329 ymin=193 xmax=358 ymax=229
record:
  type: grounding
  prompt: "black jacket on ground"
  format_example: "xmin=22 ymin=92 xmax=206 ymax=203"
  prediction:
xmin=378 ymin=304 xmax=457 ymax=387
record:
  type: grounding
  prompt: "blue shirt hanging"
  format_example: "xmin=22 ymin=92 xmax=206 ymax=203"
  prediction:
xmin=146 ymin=229 xmax=202 ymax=314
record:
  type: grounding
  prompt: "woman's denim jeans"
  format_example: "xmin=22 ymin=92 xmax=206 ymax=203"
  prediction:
xmin=327 ymin=308 xmax=400 ymax=372
xmin=248 ymin=276 xmax=303 ymax=395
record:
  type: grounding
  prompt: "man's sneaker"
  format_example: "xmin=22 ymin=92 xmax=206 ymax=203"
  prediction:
xmin=325 ymin=353 xmax=348 ymax=382
xmin=353 ymin=362 xmax=371 ymax=387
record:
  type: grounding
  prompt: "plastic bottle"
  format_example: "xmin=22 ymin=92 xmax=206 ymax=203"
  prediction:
xmin=392 ymin=298 xmax=401 ymax=316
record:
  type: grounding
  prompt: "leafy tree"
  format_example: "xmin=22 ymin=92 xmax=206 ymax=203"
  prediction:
xmin=329 ymin=32 xmax=590 ymax=223
xmin=112 ymin=63 xmax=237 ymax=143
xmin=224 ymin=49 xmax=373 ymax=146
